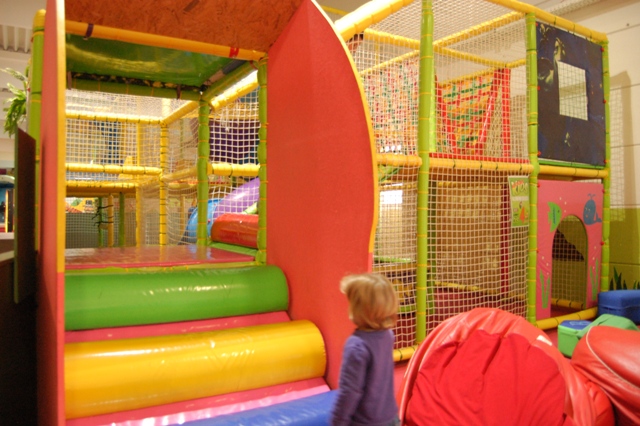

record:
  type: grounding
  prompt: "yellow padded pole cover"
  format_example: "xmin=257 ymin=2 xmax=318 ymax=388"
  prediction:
xmin=65 ymin=320 xmax=326 ymax=419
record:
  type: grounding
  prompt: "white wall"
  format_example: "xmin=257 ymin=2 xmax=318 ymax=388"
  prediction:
xmin=0 ymin=0 xmax=45 ymax=169
xmin=0 ymin=0 xmax=46 ymax=28
xmin=563 ymin=0 xmax=640 ymax=209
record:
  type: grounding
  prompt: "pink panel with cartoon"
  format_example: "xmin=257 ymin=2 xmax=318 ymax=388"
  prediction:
xmin=537 ymin=180 xmax=603 ymax=319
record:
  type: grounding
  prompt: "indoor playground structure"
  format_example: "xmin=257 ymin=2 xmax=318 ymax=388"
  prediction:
xmin=24 ymin=0 xmax=636 ymax=424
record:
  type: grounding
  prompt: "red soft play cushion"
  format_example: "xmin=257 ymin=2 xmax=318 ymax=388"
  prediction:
xmin=406 ymin=330 xmax=568 ymax=425
xmin=399 ymin=308 xmax=613 ymax=426
xmin=210 ymin=213 xmax=259 ymax=248
xmin=572 ymin=326 xmax=640 ymax=426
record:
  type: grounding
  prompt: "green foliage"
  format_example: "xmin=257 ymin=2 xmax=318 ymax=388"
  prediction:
xmin=2 ymin=67 xmax=29 ymax=138
xmin=609 ymin=267 xmax=640 ymax=290
xmin=540 ymin=271 xmax=550 ymax=308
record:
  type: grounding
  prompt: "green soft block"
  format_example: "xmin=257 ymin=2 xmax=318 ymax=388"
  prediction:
xmin=558 ymin=314 xmax=639 ymax=358
xmin=576 ymin=313 xmax=639 ymax=339
xmin=558 ymin=320 xmax=591 ymax=358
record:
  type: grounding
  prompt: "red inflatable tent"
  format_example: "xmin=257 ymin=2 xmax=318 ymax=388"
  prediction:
xmin=399 ymin=308 xmax=613 ymax=426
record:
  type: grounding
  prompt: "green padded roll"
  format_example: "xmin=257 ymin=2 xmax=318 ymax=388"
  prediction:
xmin=65 ymin=266 xmax=288 ymax=330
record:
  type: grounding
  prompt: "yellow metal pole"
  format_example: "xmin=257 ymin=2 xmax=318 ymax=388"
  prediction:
xmin=118 ymin=192 xmax=126 ymax=247
xmin=435 ymin=45 xmax=510 ymax=69
xmin=436 ymin=11 xmax=523 ymax=47
xmin=98 ymin=197 xmax=104 ymax=247
xmin=159 ymin=124 xmax=168 ymax=245
xmin=65 ymin=163 xmax=161 ymax=176
xmin=484 ymin=0 xmax=606 ymax=42
xmin=66 ymin=181 xmax=137 ymax=193
xmin=364 ymin=28 xmax=419 ymax=50
xmin=535 ymin=307 xmax=598 ymax=330
xmin=362 ymin=50 xmax=419 ymax=77
xmin=362 ymin=29 xmax=526 ymax=75
xmin=67 ymin=190 xmax=135 ymax=198
xmin=107 ymin=194 xmax=114 ymax=247
xmin=65 ymin=20 xmax=266 ymax=61
xmin=136 ymin=187 xmax=142 ymax=247
xmin=393 ymin=345 xmax=417 ymax=362
xmin=438 ymin=59 xmax=526 ymax=85
xmin=321 ymin=5 xmax=349 ymax=17
xmin=136 ymin=123 xmax=142 ymax=247
xmin=209 ymin=79 xmax=259 ymax=113
xmin=334 ymin=0 xmax=415 ymax=42
xmin=162 ymin=163 xmax=259 ymax=183
xmin=162 ymin=103 xmax=199 ymax=127
xmin=429 ymin=157 xmax=534 ymax=173
xmin=66 ymin=112 xmax=162 ymax=125
xmin=180 ymin=195 xmax=186 ymax=243
xmin=538 ymin=165 xmax=608 ymax=179
xmin=377 ymin=153 xmax=422 ymax=168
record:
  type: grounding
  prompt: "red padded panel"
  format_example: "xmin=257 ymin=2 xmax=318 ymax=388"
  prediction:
xmin=210 ymin=213 xmax=258 ymax=248
xmin=572 ymin=326 xmax=640 ymax=426
xmin=39 ymin=1 xmax=66 ymax=423
xmin=267 ymin=0 xmax=375 ymax=388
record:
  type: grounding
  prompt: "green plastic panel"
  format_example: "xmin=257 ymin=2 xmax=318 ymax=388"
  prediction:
xmin=66 ymin=34 xmax=243 ymax=87
xmin=65 ymin=265 xmax=288 ymax=330
xmin=210 ymin=241 xmax=259 ymax=257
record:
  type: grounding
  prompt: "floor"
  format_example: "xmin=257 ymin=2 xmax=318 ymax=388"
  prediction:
xmin=0 ymin=233 xmax=37 ymax=425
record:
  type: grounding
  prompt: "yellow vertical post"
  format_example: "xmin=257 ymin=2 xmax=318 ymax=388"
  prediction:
xmin=180 ymin=194 xmax=186 ymax=239
xmin=136 ymin=187 xmax=143 ymax=246
xmin=159 ymin=124 xmax=168 ymax=245
xmin=136 ymin=122 xmax=143 ymax=246
xmin=107 ymin=194 xmax=114 ymax=247
xmin=98 ymin=197 xmax=104 ymax=247
xmin=118 ymin=192 xmax=126 ymax=247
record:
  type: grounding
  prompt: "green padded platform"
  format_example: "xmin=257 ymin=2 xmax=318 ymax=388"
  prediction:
xmin=65 ymin=265 xmax=288 ymax=330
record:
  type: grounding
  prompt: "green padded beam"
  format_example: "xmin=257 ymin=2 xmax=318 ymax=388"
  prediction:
xmin=65 ymin=265 xmax=288 ymax=330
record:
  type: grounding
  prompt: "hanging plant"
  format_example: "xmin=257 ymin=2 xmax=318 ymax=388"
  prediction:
xmin=2 ymin=67 xmax=29 ymax=138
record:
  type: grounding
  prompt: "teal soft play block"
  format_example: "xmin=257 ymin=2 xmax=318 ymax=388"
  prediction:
xmin=558 ymin=320 xmax=591 ymax=357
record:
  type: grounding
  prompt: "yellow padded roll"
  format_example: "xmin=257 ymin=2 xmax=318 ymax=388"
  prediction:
xmin=65 ymin=320 xmax=326 ymax=419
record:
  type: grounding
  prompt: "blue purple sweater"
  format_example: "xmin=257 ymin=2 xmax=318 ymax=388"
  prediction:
xmin=330 ymin=329 xmax=398 ymax=426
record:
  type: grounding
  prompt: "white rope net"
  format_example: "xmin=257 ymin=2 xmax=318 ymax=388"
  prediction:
xmin=64 ymin=87 xmax=260 ymax=249
xmin=348 ymin=0 xmax=530 ymax=348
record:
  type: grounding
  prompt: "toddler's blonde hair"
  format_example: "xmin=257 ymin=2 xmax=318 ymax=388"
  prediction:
xmin=340 ymin=273 xmax=398 ymax=330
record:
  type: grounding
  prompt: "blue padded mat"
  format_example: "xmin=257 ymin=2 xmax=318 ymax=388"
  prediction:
xmin=180 ymin=390 xmax=337 ymax=426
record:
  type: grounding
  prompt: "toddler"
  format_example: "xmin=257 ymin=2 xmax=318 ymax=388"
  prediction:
xmin=330 ymin=273 xmax=399 ymax=426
